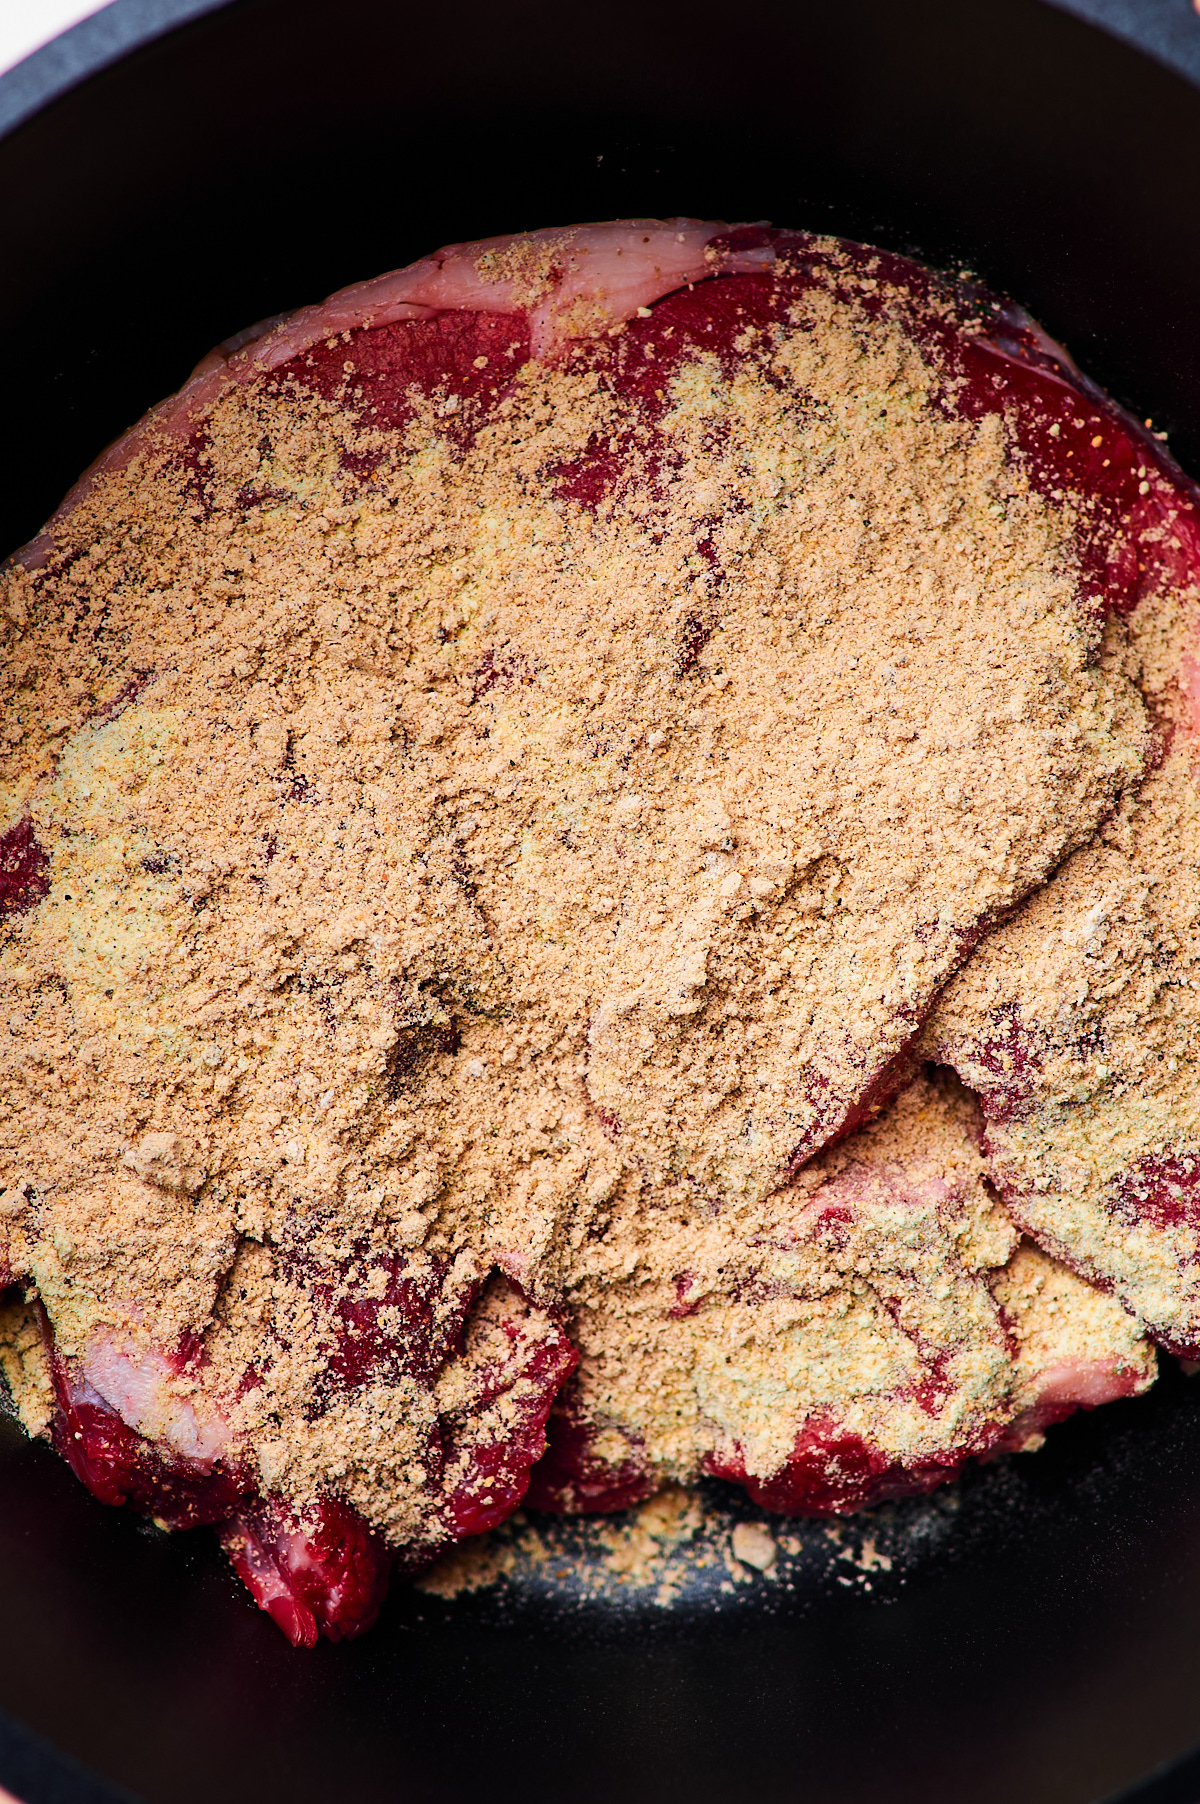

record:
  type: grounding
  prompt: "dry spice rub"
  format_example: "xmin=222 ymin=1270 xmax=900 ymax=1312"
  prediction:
xmin=0 ymin=220 xmax=1197 ymax=1644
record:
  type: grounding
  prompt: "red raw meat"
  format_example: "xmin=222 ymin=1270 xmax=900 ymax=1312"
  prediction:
xmin=48 ymin=1337 xmax=246 ymax=1531
xmin=442 ymin=1311 xmax=580 ymax=1537
xmin=525 ymin=1077 xmax=1155 ymax=1519
xmin=14 ymin=221 xmax=1169 ymax=1177
xmin=44 ymin=1300 xmax=391 ymax=1643
xmin=3 ymin=218 xmax=1186 ymax=1634
xmin=920 ymin=419 xmax=1200 ymax=1355
xmin=0 ymin=818 xmax=49 ymax=920
xmin=524 ymin=1390 xmax=657 ymax=1517
xmin=35 ymin=1258 xmax=573 ymax=1641
xmin=707 ymin=1420 xmax=962 ymax=1516
xmin=219 ymin=1494 xmax=390 ymax=1648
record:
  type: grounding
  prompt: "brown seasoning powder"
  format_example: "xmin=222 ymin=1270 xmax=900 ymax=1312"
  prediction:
xmin=0 ymin=271 xmax=1160 ymax=1533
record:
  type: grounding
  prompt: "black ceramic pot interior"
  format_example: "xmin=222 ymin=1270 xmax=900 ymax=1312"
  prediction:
xmin=4 ymin=2 xmax=1200 ymax=1802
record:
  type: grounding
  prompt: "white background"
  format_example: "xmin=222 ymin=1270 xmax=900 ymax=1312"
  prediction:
xmin=0 ymin=0 xmax=111 ymax=76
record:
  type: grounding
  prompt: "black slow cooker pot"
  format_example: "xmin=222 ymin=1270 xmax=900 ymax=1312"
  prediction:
xmin=4 ymin=3 xmax=1200 ymax=1800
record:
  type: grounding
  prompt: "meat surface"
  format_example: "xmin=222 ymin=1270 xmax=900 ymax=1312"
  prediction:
xmin=525 ymin=1072 xmax=1154 ymax=1517
xmin=40 ymin=1259 xmax=573 ymax=1643
xmin=19 ymin=222 xmax=774 ymax=574
xmin=220 ymin=1494 xmax=390 ymax=1648
xmin=0 ymin=219 xmax=1190 ymax=1639
xmin=925 ymin=579 xmax=1200 ymax=1356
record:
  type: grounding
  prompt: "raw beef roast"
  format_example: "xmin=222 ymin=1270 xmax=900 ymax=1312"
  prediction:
xmin=1 ymin=219 xmax=1194 ymax=1639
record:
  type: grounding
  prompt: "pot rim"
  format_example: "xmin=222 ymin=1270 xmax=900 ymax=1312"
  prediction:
xmin=0 ymin=0 xmax=234 ymax=138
